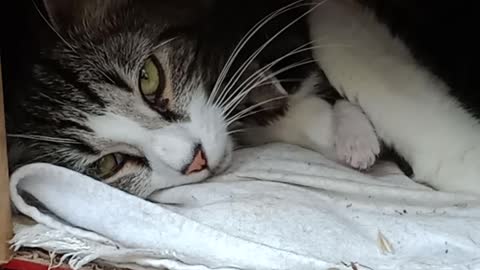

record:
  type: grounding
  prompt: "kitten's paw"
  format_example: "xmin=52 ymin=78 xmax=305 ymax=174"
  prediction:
xmin=335 ymin=130 xmax=380 ymax=170
xmin=333 ymin=101 xmax=380 ymax=170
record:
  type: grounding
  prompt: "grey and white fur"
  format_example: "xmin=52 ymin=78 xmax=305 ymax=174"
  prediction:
xmin=4 ymin=0 xmax=383 ymax=198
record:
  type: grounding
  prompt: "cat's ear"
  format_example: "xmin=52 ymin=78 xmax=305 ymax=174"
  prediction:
xmin=42 ymin=0 xmax=127 ymax=31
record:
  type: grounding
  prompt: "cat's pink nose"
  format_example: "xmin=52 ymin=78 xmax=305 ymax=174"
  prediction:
xmin=184 ymin=147 xmax=208 ymax=175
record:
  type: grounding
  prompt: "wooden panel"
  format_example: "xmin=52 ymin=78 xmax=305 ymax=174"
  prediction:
xmin=0 ymin=61 xmax=13 ymax=263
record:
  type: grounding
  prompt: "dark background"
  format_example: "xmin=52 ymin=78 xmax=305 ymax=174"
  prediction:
xmin=2 ymin=0 xmax=479 ymax=113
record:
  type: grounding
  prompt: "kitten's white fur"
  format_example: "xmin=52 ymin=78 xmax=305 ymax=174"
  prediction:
xmin=241 ymin=74 xmax=380 ymax=170
xmin=308 ymin=0 xmax=480 ymax=194
xmin=334 ymin=100 xmax=379 ymax=169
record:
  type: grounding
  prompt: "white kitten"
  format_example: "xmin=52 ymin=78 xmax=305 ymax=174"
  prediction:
xmin=308 ymin=0 xmax=480 ymax=194
xmin=240 ymin=73 xmax=380 ymax=170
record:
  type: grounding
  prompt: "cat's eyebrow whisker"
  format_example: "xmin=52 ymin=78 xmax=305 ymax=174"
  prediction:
xmin=7 ymin=134 xmax=83 ymax=145
xmin=152 ymin=37 xmax=179 ymax=51
xmin=31 ymin=0 xmax=77 ymax=55
xmin=32 ymin=0 xmax=118 ymax=85
xmin=214 ymin=0 xmax=328 ymax=109
xmin=209 ymin=0 xmax=313 ymax=106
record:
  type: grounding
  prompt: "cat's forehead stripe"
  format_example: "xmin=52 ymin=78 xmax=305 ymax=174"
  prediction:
xmin=103 ymin=71 xmax=134 ymax=93
xmin=37 ymin=57 xmax=106 ymax=108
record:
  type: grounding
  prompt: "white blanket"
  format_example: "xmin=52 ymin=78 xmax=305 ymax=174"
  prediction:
xmin=9 ymin=144 xmax=480 ymax=270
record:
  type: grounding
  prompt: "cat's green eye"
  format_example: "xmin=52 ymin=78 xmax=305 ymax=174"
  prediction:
xmin=139 ymin=56 xmax=164 ymax=96
xmin=93 ymin=153 xmax=126 ymax=179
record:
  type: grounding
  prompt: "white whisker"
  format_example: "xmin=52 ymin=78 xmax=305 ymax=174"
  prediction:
xmin=31 ymin=0 xmax=76 ymax=54
xmin=216 ymin=0 xmax=328 ymax=108
xmin=227 ymin=128 xmax=252 ymax=135
xmin=219 ymin=41 xmax=316 ymax=111
xmin=209 ymin=0 xmax=313 ymax=106
xmin=221 ymin=42 xmax=350 ymax=116
xmin=7 ymin=134 xmax=82 ymax=145
xmin=223 ymin=58 xmax=317 ymax=118
xmin=226 ymin=96 xmax=288 ymax=126
xmin=31 ymin=0 xmax=117 ymax=85
xmin=252 ymin=78 xmax=305 ymax=88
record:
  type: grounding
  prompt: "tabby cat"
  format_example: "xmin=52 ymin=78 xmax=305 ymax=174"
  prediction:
xmin=4 ymin=0 xmax=382 ymax=197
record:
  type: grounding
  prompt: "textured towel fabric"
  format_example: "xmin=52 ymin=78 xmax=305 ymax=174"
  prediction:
xmin=9 ymin=144 xmax=480 ymax=270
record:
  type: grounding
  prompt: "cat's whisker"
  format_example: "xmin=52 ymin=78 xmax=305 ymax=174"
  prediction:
xmin=217 ymin=39 xmax=311 ymax=110
xmin=210 ymin=0 xmax=314 ymax=106
xmin=31 ymin=0 xmax=76 ymax=55
xmin=215 ymin=0 xmax=328 ymax=108
xmin=252 ymin=78 xmax=304 ymax=88
xmin=229 ymin=105 xmax=287 ymax=125
xmin=226 ymin=96 xmax=288 ymax=126
xmin=217 ymin=40 xmax=348 ymax=112
xmin=226 ymin=95 xmax=287 ymax=126
xmin=220 ymin=39 xmax=351 ymax=111
xmin=217 ymin=41 xmax=312 ymax=110
xmin=228 ymin=110 xmax=272 ymax=126
xmin=32 ymin=0 xmax=118 ymax=85
xmin=221 ymin=42 xmax=351 ymax=116
xmin=218 ymin=41 xmax=316 ymax=111
xmin=209 ymin=0 xmax=310 ymax=105
xmin=223 ymin=58 xmax=318 ymax=118
xmin=227 ymin=106 xmax=282 ymax=127
xmin=227 ymin=128 xmax=252 ymax=135
xmin=7 ymin=134 xmax=82 ymax=145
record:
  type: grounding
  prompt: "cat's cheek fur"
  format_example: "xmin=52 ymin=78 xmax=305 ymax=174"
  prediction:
xmin=309 ymin=0 xmax=480 ymax=194
xmin=87 ymin=94 xmax=232 ymax=196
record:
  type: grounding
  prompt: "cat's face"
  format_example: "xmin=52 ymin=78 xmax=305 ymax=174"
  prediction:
xmin=7 ymin=0 xmax=313 ymax=197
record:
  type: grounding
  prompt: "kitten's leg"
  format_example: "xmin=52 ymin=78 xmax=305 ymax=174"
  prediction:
xmin=238 ymin=94 xmax=337 ymax=160
xmin=333 ymin=100 xmax=380 ymax=170
xmin=239 ymin=95 xmax=380 ymax=170
xmin=308 ymin=0 xmax=480 ymax=194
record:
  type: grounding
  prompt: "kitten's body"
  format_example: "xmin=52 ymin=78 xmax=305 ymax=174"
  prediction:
xmin=308 ymin=0 xmax=480 ymax=194
xmin=239 ymin=77 xmax=380 ymax=170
